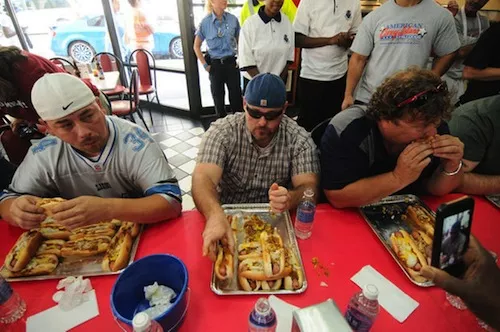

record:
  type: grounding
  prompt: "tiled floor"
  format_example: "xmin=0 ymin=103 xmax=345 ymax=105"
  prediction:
xmin=134 ymin=108 xmax=205 ymax=212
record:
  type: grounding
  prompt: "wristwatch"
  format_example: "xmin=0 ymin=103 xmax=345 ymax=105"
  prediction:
xmin=442 ymin=160 xmax=463 ymax=176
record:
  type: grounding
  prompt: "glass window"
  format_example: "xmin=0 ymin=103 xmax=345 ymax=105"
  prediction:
xmin=0 ymin=9 xmax=22 ymax=49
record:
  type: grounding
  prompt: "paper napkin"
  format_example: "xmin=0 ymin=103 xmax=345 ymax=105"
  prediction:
xmin=351 ymin=265 xmax=419 ymax=323
xmin=269 ymin=295 xmax=300 ymax=332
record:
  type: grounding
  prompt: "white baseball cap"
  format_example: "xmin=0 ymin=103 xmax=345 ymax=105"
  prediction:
xmin=31 ymin=73 xmax=96 ymax=121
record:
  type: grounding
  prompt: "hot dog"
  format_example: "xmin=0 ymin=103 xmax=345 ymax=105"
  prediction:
xmin=39 ymin=220 xmax=72 ymax=240
xmin=410 ymin=229 xmax=433 ymax=265
xmin=102 ymin=229 xmax=133 ymax=272
xmin=36 ymin=239 xmax=66 ymax=256
xmin=262 ymin=278 xmax=282 ymax=290
xmin=243 ymin=215 xmax=273 ymax=242
xmin=238 ymin=241 xmax=262 ymax=260
xmin=238 ymin=258 xmax=267 ymax=281
xmin=406 ymin=205 xmax=435 ymax=237
xmin=70 ymin=223 xmax=117 ymax=241
xmin=227 ymin=215 xmax=238 ymax=231
xmin=4 ymin=230 xmax=43 ymax=272
xmin=119 ymin=221 xmax=140 ymax=238
xmin=1 ymin=254 xmax=59 ymax=278
xmin=36 ymin=197 xmax=66 ymax=216
xmin=215 ymin=242 xmax=234 ymax=280
xmin=390 ymin=229 xmax=428 ymax=282
xmin=238 ymin=276 xmax=261 ymax=291
xmin=61 ymin=236 xmax=111 ymax=257
xmin=260 ymin=229 xmax=285 ymax=278
xmin=284 ymin=249 xmax=303 ymax=290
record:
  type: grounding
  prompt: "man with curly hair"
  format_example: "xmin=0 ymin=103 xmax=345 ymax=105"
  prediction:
xmin=321 ymin=68 xmax=464 ymax=208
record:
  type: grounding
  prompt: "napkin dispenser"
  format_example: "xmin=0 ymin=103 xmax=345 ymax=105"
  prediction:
xmin=291 ymin=298 xmax=352 ymax=332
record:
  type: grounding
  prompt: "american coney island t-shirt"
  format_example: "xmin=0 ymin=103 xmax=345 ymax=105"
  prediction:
xmin=351 ymin=0 xmax=460 ymax=103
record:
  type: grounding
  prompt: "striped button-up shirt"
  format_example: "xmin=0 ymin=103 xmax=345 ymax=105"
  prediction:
xmin=197 ymin=113 xmax=320 ymax=204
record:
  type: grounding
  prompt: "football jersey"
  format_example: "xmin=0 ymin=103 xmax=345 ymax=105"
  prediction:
xmin=0 ymin=116 xmax=181 ymax=210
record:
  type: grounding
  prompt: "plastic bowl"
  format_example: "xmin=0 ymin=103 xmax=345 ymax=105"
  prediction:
xmin=110 ymin=254 xmax=189 ymax=331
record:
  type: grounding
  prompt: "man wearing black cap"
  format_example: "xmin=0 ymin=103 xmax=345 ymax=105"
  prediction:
xmin=193 ymin=73 xmax=320 ymax=260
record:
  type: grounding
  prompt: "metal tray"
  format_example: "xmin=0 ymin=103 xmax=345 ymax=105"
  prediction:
xmin=2 ymin=225 xmax=143 ymax=282
xmin=359 ymin=195 xmax=434 ymax=287
xmin=211 ymin=203 xmax=307 ymax=295
xmin=486 ymin=195 xmax=500 ymax=209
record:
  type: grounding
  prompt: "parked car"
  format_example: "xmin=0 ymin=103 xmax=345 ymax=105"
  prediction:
xmin=50 ymin=14 xmax=183 ymax=63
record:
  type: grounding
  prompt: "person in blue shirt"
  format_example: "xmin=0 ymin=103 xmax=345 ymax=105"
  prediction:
xmin=194 ymin=0 xmax=242 ymax=117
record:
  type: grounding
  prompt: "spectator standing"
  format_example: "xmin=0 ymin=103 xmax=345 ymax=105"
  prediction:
xmin=240 ymin=0 xmax=296 ymax=26
xmin=126 ymin=0 xmax=154 ymax=52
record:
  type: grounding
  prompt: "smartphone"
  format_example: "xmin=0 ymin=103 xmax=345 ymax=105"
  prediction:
xmin=431 ymin=196 xmax=475 ymax=277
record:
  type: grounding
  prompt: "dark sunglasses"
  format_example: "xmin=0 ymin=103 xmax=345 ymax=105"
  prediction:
xmin=246 ymin=106 xmax=283 ymax=121
xmin=397 ymin=82 xmax=448 ymax=108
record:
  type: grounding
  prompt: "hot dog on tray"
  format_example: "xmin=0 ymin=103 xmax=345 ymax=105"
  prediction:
xmin=389 ymin=229 xmax=428 ymax=283
xmin=262 ymin=279 xmax=282 ymax=290
xmin=61 ymin=236 xmax=112 ymax=258
xmin=238 ymin=241 xmax=262 ymax=260
xmin=102 ymin=229 xmax=133 ymax=272
xmin=238 ymin=276 xmax=261 ymax=291
xmin=215 ymin=241 xmax=234 ymax=281
xmin=70 ymin=223 xmax=117 ymax=241
xmin=284 ymin=249 xmax=304 ymax=290
xmin=39 ymin=220 xmax=72 ymax=240
xmin=119 ymin=221 xmax=141 ymax=238
xmin=260 ymin=229 xmax=286 ymax=278
xmin=405 ymin=205 xmax=435 ymax=237
xmin=243 ymin=215 xmax=273 ymax=242
xmin=1 ymin=254 xmax=59 ymax=278
xmin=410 ymin=229 xmax=433 ymax=265
xmin=4 ymin=230 xmax=43 ymax=272
xmin=36 ymin=239 xmax=66 ymax=256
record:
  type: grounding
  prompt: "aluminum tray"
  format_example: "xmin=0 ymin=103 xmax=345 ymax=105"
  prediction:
xmin=486 ymin=195 xmax=500 ymax=209
xmin=2 ymin=225 xmax=143 ymax=282
xmin=211 ymin=203 xmax=307 ymax=295
xmin=359 ymin=195 xmax=434 ymax=287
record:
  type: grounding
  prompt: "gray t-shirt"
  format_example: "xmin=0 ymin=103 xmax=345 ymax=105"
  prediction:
xmin=351 ymin=0 xmax=460 ymax=103
xmin=0 ymin=116 xmax=182 ymax=208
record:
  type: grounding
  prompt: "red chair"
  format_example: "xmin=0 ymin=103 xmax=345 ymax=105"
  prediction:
xmin=111 ymin=69 xmax=149 ymax=131
xmin=50 ymin=57 xmax=79 ymax=76
xmin=92 ymin=52 xmax=127 ymax=98
xmin=128 ymin=49 xmax=160 ymax=126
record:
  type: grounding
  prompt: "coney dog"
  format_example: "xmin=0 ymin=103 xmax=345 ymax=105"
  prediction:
xmin=69 ymin=223 xmax=117 ymax=241
xmin=36 ymin=197 xmax=66 ymax=216
xmin=102 ymin=229 xmax=133 ymax=272
xmin=260 ymin=229 xmax=286 ymax=278
xmin=284 ymin=249 xmax=304 ymax=290
xmin=389 ymin=229 xmax=428 ymax=282
xmin=406 ymin=205 xmax=435 ymax=237
xmin=238 ymin=276 xmax=261 ymax=291
xmin=262 ymin=278 xmax=282 ymax=291
xmin=227 ymin=215 xmax=239 ymax=231
xmin=215 ymin=241 xmax=234 ymax=280
xmin=238 ymin=258 xmax=267 ymax=281
xmin=410 ymin=229 xmax=433 ymax=265
xmin=238 ymin=241 xmax=262 ymax=260
xmin=61 ymin=236 xmax=112 ymax=257
xmin=4 ymin=230 xmax=43 ymax=272
xmin=1 ymin=254 xmax=59 ymax=278
xmin=243 ymin=215 xmax=273 ymax=242
xmin=119 ymin=221 xmax=140 ymax=238
xmin=39 ymin=220 xmax=72 ymax=240
xmin=36 ymin=239 xmax=66 ymax=256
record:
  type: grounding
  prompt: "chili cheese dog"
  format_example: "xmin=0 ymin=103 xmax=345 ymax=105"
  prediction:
xmin=61 ymin=236 xmax=111 ymax=257
xmin=36 ymin=239 xmax=66 ymax=256
xmin=406 ymin=205 xmax=435 ymax=237
xmin=390 ymin=229 xmax=428 ymax=282
xmin=238 ymin=276 xmax=261 ymax=291
xmin=243 ymin=215 xmax=272 ymax=242
xmin=102 ymin=229 xmax=133 ymax=272
xmin=239 ymin=258 xmax=267 ymax=281
xmin=70 ymin=223 xmax=117 ymax=241
xmin=260 ymin=229 xmax=285 ymax=278
xmin=262 ymin=278 xmax=282 ymax=290
xmin=39 ymin=220 xmax=72 ymax=240
xmin=1 ymin=254 xmax=59 ymax=278
xmin=119 ymin=221 xmax=140 ymax=238
xmin=215 ymin=242 xmax=234 ymax=280
xmin=238 ymin=241 xmax=262 ymax=260
xmin=284 ymin=249 xmax=304 ymax=290
xmin=4 ymin=230 xmax=43 ymax=272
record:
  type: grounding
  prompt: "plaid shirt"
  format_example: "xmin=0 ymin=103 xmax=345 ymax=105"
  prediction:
xmin=197 ymin=113 xmax=320 ymax=204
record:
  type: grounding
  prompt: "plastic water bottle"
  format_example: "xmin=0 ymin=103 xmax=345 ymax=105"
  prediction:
xmin=132 ymin=312 xmax=163 ymax=332
xmin=345 ymin=284 xmax=380 ymax=331
xmin=294 ymin=189 xmax=316 ymax=239
xmin=248 ymin=298 xmax=277 ymax=332
xmin=0 ymin=275 xmax=26 ymax=324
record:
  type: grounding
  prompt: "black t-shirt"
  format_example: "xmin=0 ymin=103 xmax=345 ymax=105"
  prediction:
xmin=320 ymin=105 xmax=449 ymax=194
xmin=460 ymin=24 xmax=500 ymax=104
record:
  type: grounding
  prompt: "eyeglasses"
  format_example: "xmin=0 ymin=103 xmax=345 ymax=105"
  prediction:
xmin=246 ymin=106 xmax=283 ymax=121
xmin=396 ymin=82 xmax=448 ymax=108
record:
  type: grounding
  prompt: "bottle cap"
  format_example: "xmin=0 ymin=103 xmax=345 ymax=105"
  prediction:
xmin=363 ymin=284 xmax=379 ymax=300
xmin=303 ymin=189 xmax=314 ymax=198
xmin=132 ymin=312 xmax=152 ymax=332
xmin=255 ymin=297 xmax=271 ymax=315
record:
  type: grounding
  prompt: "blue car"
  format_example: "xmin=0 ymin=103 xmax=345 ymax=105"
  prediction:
xmin=50 ymin=15 xmax=183 ymax=63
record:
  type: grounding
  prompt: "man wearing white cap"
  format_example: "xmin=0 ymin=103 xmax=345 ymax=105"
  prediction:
xmin=0 ymin=73 xmax=181 ymax=230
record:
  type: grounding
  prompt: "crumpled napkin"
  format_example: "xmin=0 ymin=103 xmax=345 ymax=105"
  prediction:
xmin=142 ymin=282 xmax=177 ymax=319
xmin=52 ymin=276 xmax=93 ymax=311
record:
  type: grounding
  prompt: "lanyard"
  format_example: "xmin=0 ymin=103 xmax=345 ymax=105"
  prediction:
xmin=460 ymin=7 xmax=482 ymax=39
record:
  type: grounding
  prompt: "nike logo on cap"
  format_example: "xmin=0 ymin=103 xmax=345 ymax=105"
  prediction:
xmin=62 ymin=101 xmax=74 ymax=110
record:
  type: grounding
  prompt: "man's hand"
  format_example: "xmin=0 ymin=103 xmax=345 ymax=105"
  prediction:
xmin=393 ymin=142 xmax=434 ymax=186
xmin=341 ymin=95 xmax=354 ymax=111
xmin=50 ymin=196 xmax=111 ymax=230
xmin=329 ymin=32 xmax=349 ymax=47
xmin=269 ymin=183 xmax=291 ymax=213
xmin=202 ymin=212 xmax=235 ymax=261
xmin=421 ymin=237 xmax=500 ymax=329
xmin=447 ymin=0 xmax=459 ymax=16
xmin=430 ymin=135 xmax=464 ymax=173
xmin=7 ymin=195 xmax=45 ymax=229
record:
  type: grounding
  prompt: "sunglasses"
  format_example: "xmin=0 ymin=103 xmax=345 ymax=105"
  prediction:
xmin=397 ymin=82 xmax=447 ymax=108
xmin=246 ymin=106 xmax=283 ymax=121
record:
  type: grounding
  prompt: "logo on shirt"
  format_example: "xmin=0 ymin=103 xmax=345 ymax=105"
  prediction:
xmin=95 ymin=182 xmax=111 ymax=191
xmin=284 ymin=34 xmax=289 ymax=43
xmin=346 ymin=10 xmax=351 ymax=19
xmin=379 ymin=23 xmax=427 ymax=44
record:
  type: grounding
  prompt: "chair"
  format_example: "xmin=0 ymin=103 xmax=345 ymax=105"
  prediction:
xmin=111 ymin=68 xmax=149 ymax=131
xmin=50 ymin=57 xmax=78 ymax=76
xmin=310 ymin=117 xmax=332 ymax=149
xmin=128 ymin=49 xmax=160 ymax=126
xmin=92 ymin=52 xmax=127 ymax=98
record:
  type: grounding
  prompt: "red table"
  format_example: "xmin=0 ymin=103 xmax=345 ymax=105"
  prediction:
xmin=1 ymin=194 xmax=498 ymax=332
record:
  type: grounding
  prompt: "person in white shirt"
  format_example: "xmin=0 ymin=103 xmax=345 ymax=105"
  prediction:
xmin=293 ymin=0 xmax=361 ymax=131
xmin=238 ymin=0 xmax=294 ymax=83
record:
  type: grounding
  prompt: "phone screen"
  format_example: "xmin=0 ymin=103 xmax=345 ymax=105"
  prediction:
xmin=439 ymin=210 xmax=471 ymax=269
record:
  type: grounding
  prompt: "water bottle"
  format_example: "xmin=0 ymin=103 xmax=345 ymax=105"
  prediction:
xmin=248 ymin=298 xmax=277 ymax=332
xmin=294 ymin=189 xmax=316 ymax=240
xmin=345 ymin=284 xmax=380 ymax=331
xmin=132 ymin=312 xmax=163 ymax=332
xmin=0 ymin=276 xmax=26 ymax=324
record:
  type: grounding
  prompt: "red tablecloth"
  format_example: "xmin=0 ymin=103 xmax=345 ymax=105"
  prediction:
xmin=1 ymin=194 xmax=499 ymax=332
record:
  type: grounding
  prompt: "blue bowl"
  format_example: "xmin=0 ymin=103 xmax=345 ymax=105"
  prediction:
xmin=110 ymin=254 xmax=189 ymax=331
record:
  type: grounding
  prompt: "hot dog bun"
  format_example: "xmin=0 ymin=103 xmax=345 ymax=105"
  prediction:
xmin=4 ymin=230 xmax=43 ymax=272
xmin=215 ymin=243 xmax=234 ymax=280
xmin=70 ymin=223 xmax=117 ymax=241
xmin=102 ymin=230 xmax=133 ymax=272
xmin=410 ymin=229 xmax=433 ymax=264
xmin=283 ymin=249 xmax=304 ymax=290
xmin=238 ymin=258 xmax=268 ymax=281
xmin=238 ymin=276 xmax=261 ymax=291
xmin=119 ymin=221 xmax=140 ymax=238
xmin=39 ymin=220 xmax=72 ymax=240
xmin=36 ymin=239 xmax=66 ymax=256
xmin=237 ymin=241 xmax=262 ymax=260
xmin=262 ymin=278 xmax=282 ymax=290
xmin=1 ymin=254 xmax=59 ymax=278
xmin=260 ymin=229 xmax=285 ymax=278
xmin=406 ymin=205 xmax=435 ymax=237
xmin=390 ymin=230 xmax=428 ymax=283
xmin=36 ymin=197 xmax=66 ymax=216
xmin=61 ymin=236 xmax=111 ymax=257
